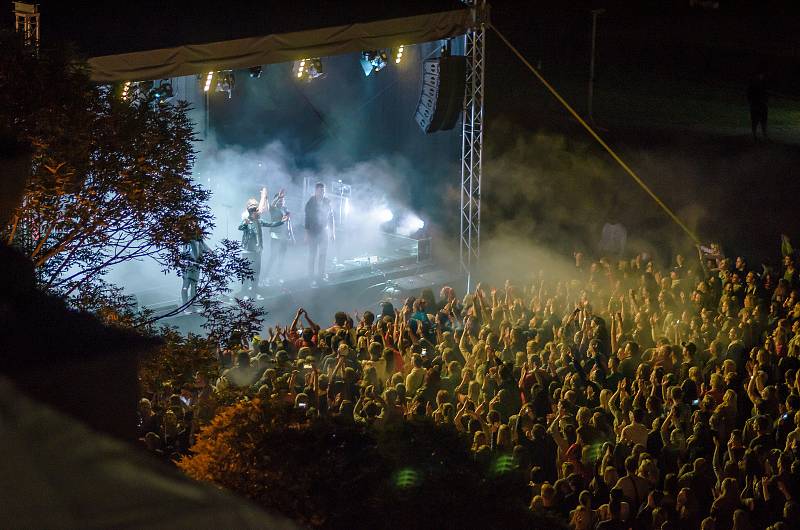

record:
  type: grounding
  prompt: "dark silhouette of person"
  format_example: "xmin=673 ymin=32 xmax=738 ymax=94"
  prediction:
xmin=747 ymin=70 xmax=768 ymax=142
xmin=304 ymin=182 xmax=335 ymax=286
xmin=180 ymin=230 xmax=209 ymax=312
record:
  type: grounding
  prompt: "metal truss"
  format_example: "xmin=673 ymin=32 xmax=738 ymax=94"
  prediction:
xmin=459 ymin=2 xmax=486 ymax=291
xmin=13 ymin=2 xmax=40 ymax=47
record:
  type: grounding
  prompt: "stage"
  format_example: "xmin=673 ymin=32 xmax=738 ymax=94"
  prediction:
xmin=80 ymin=2 xmax=485 ymax=325
xmin=133 ymin=230 xmax=459 ymax=331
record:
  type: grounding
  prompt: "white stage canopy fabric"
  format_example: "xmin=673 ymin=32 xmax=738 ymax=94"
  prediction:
xmin=88 ymin=9 xmax=472 ymax=82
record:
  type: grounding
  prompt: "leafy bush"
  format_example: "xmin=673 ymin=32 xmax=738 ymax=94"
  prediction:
xmin=179 ymin=399 xmax=563 ymax=529
xmin=138 ymin=328 xmax=219 ymax=397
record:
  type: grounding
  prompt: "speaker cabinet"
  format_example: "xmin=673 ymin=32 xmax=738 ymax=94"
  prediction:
xmin=414 ymin=56 xmax=467 ymax=133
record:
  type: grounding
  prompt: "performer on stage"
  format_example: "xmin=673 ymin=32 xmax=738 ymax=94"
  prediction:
xmin=264 ymin=189 xmax=294 ymax=285
xmin=239 ymin=187 xmax=287 ymax=300
xmin=180 ymin=226 xmax=210 ymax=313
xmin=304 ymin=182 xmax=335 ymax=286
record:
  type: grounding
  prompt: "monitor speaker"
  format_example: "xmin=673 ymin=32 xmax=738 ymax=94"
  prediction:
xmin=416 ymin=238 xmax=432 ymax=262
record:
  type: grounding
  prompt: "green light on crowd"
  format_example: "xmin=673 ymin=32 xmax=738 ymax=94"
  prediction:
xmin=492 ymin=455 xmax=515 ymax=475
xmin=394 ymin=468 xmax=421 ymax=489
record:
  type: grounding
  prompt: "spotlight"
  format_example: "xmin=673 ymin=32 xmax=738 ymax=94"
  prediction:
xmin=394 ymin=45 xmax=405 ymax=64
xmin=408 ymin=216 xmax=424 ymax=231
xmin=309 ymin=59 xmax=324 ymax=79
xmin=120 ymin=80 xmax=151 ymax=102
xmin=152 ymin=79 xmax=173 ymax=105
xmin=203 ymin=71 xmax=213 ymax=92
xmin=295 ymin=58 xmax=324 ymax=82
xmin=398 ymin=214 xmax=425 ymax=236
xmin=360 ymin=50 xmax=389 ymax=76
xmin=215 ymin=71 xmax=235 ymax=98
xmin=374 ymin=207 xmax=394 ymax=223
xmin=249 ymin=66 xmax=263 ymax=79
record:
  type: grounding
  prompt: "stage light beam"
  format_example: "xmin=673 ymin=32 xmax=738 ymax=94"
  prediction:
xmin=397 ymin=213 xmax=424 ymax=235
xmin=374 ymin=207 xmax=394 ymax=223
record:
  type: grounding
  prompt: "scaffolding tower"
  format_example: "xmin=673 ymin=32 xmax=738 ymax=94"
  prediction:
xmin=13 ymin=2 xmax=40 ymax=47
xmin=459 ymin=1 xmax=487 ymax=291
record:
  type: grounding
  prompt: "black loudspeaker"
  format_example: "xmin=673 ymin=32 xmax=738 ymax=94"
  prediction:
xmin=416 ymin=238 xmax=432 ymax=262
xmin=414 ymin=56 xmax=467 ymax=133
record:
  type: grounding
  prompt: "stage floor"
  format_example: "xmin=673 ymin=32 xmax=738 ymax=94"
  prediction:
xmin=140 ymin=230 xmax=460 ymax=333
xmin=132 ymin=230 xmax=433 ymax=313
xmin=304 ymin=231 xmax=421 ymax=282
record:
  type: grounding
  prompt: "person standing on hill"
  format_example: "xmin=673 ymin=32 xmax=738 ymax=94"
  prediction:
xmin=747 ymin=70 xmax=768 ymax=142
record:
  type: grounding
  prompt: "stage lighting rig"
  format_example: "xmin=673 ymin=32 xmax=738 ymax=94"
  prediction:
xmin=398 ymin=213 xmax=425 ymax=236
xmin=139 ymin=81 xmax=154 ymax=90
xmin=152 ymin=79 xmax=173 ymax=106
xmin=119 ymin=80 xmax=154 ymax=103
xmin=249 ymin=66 xmax=263 ymax=78
xmin=360 ymin=50 xmax=389 ymax=76
xmin=394 ymin=45 xmax=405 ymax=64
xmin=376 ymin=207 xmax=394 ymax=223
xmin=216 ymin=71 xmax=235 ymax=98
xmin=295 ymin=58 xmax=324 ymax=82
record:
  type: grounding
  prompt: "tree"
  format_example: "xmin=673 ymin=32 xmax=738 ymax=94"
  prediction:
xmin=179 ymin=399 xmax=563 ymax=530
xmin=138 ymin=328 xmax=219 ymax=397
xmin=0 ymin=32 xmax=251 ymax=322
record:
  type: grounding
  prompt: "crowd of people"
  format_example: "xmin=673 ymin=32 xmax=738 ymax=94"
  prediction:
xmin=139 ymin=242 xmax=800 ymax=530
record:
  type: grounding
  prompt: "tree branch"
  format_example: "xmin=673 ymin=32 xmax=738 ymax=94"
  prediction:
xmin=6 ymin=213 xmax=20 ymax=245
xmin=29 ymin=223 xmax=56 ymax=259
xmin=42 ymin=240 xmax=83 ymax=289
xmin=34 ymin=225 xmax=89 ymax=267
xmin=60 ymin=238 xmax=138 ymax=296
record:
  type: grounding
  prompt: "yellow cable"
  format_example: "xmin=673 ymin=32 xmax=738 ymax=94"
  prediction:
xmin=489 ymin=23 xmax=701 ymax=245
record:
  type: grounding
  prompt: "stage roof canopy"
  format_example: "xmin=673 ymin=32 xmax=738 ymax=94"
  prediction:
xmin=29 ymin=0 xmax=474 ymax=82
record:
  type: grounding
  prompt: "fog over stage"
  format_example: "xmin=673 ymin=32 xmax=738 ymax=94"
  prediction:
xmin=106 ymin=42 xmax=466 ymax=331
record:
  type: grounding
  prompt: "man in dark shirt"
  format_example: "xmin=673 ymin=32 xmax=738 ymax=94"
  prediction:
xmin=304 ymin=182 xmax=335 ymax=285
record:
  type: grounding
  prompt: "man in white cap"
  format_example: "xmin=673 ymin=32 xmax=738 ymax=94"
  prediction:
xmin=238 ymin=188 xmax=287 ymax=300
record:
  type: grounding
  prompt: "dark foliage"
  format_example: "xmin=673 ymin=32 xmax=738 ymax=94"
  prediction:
xmin=180 ymin=399 xmax=563 ymax=530
xmin=0 ymin=31 xmax=253 ymax=326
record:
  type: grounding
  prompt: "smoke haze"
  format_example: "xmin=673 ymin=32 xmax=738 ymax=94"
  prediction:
xmin=105 ymin=44 xmax=800 ymax=325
